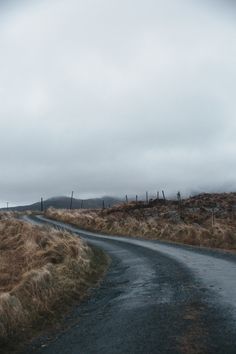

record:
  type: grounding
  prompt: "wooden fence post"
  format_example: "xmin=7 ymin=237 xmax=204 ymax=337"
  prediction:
xmin=212 ymin=208 xmax=215 ymax=227
xmin=162 ymin=190 xmax=166 ymax=202
xmin=70 ymin=191 xmax=74 ymax=210
xmin=177 ymin=191 xmax=182 ymax=217
xmin=40 ymin=198 xmax=44 ymax=212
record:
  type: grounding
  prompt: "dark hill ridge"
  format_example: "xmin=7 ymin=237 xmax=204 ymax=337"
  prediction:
xmin=2 ymin=196 xmax=121 ymax=211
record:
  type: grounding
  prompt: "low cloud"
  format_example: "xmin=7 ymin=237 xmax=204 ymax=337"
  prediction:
xmin=0 ymin=0 xmax=236 ymax=206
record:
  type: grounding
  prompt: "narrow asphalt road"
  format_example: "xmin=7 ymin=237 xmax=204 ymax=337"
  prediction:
xmin=22 ymin=215 xmax=236 ymax=354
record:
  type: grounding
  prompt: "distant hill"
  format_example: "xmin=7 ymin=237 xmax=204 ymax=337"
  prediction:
xmin=1 ymin=196 xmax=121 ymax=211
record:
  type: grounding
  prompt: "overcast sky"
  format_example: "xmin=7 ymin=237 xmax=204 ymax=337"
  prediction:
xmin=0 ymin=0 xmax=236 ymax=206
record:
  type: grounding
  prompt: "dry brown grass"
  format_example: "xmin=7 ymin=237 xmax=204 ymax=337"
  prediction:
xmin=45 ymin=195 xmax=236 ymax=251
xmin=0 ymin=214 xmax=108 ymax=349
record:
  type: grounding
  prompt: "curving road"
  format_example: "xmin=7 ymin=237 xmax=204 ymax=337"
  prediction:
xmin=22 ymin=215 xmax=236 ymax=354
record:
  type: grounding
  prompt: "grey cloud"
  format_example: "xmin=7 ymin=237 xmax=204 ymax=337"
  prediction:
xmin=0 ymin=0 xmax=236 ymax=206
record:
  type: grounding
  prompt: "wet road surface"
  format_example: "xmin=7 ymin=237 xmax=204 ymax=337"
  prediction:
xmin=22 ymin=215 xmax=236 ymax=354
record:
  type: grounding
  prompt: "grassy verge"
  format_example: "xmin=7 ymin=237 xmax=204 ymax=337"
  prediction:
xmin=0 ymin=214 xmax=108 ymax=353
xmin=45 ymin=196 xmax=236 ymax=251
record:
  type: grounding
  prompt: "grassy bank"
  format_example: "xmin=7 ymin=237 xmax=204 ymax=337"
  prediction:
xmin=0 ymin=214 xmax=108 ymax=352
xmin=45 ymin=193 xmax=236 ymax=251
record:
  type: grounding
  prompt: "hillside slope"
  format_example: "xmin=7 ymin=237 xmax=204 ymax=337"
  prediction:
xmin=45 ymin=193 xmax=236 ymax=251
xmin=2 ymin=196 xmax=120 ymax=212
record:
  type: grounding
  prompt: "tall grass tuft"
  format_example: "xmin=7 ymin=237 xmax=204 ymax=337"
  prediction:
xmin=0 ymin=215 xmax=108 ymax=349
xmin=45 ymin=205 xmax=236 ymax=251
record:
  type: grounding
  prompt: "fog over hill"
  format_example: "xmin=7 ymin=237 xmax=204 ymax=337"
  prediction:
xmin=1 ymin=196 xmax=121 ymax=211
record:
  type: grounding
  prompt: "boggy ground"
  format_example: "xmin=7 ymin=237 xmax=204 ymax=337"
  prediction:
xmin=0 ymin=213 xmax=108 ymax=353
xmin=45 ymin=192 xmax=236 ymax=251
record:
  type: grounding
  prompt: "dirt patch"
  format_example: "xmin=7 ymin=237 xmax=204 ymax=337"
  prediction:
xmin=179 ymin=305 xmax=207 ymax=354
